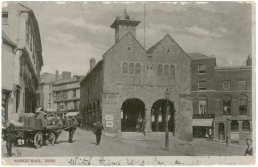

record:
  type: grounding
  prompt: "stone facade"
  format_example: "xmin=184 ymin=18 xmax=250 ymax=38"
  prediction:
xmin=80 ymin=11 xmax=193 ymax=141
xmin=2 ymin=3 xmax=43 ymax=122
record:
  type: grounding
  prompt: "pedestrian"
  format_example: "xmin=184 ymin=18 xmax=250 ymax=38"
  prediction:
xmin=141 ymin=118 xmax=146 ymax=136
xmin=68 ymin=126 xmax=76 ymax=143
xmin=4 ymin=121 xmax=16 ymax=157
xmin=94 ymin=121 xmax=104 ymax=145
xmin=244 ymin=138 xmax=253 ymax=156
xmin=68 ymin=116 xmax=78 ymax=143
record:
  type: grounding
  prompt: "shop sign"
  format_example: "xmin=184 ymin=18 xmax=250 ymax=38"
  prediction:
xmin=231 ymin=132 xmax=239 ymax=140
xmin=106 ymin=121 xmax=113 ymax=127
xmin=105 ymin=114 xmax=114 ymax=121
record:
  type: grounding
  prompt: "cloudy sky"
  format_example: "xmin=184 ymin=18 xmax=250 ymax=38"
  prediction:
xmin=23 ymin=2 xmax=253 ymax=76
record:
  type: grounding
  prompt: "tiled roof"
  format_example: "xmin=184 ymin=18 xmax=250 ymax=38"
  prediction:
xmin=188 ymin=53 xmax=212 ymax=60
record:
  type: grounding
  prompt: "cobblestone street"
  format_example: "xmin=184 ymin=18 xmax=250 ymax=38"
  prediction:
xmin=2 ymin=128 xmax=247 ymax=157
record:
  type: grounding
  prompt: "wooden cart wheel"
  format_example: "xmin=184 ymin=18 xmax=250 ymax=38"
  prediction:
xmin=45 ymin=133 xmax=56 ymax=146
xmin=34 ymin=131 xmax=43 ymax=149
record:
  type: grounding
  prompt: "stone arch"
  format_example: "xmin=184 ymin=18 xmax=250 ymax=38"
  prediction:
xmin=151 ymin=99 xmax=175 ymax=133
xmin=121 ymin=98 xmax=145 ymax=132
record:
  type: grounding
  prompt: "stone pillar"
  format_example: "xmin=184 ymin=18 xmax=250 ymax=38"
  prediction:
xmin=249 ymin=120 xmax=252 ymax=132
xmin=145 ymin=105 xmax=152 ymax=133
xmin=238 ymin=120 xmax=243 ymax=132
xmin=226 ymin=120 xmax=231 ymax=143
xmin=154 ymin=112 xmax=159 ymax=132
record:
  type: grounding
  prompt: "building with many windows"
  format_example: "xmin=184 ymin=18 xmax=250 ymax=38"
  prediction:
xmin=191 ymin=53 xmax=252 ymax=145
xmin=80 ymin=10 xmax=193 ymax=141
xmin=52 ymin=73 xmax=83 ymax=118
xmin=2 ymin=3 xmax=43 ymax=121
xmin=80 ymin=10 xmax=253 ymax=144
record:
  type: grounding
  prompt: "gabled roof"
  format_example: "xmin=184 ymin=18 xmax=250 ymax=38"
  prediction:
xmin=146 ymin=34 xmax=191 ymax=59
xmin=80 ymin=60 xmax=103 ymax=84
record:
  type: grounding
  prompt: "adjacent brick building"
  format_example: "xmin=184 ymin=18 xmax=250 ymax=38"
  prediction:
xmin=190 ymin=53 xmax=252 ymax=145
xmin=80 ymin=10 xmax=193 ymax=141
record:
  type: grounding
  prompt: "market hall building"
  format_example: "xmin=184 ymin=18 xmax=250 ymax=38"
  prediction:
xmin=80 ymin=11 xmax=193 ymax=141
xmin=80 ymin=11 xmax=252 ymax=144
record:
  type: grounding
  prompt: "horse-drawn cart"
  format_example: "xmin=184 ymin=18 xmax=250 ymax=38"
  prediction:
xmin=3 ymin=109 xmax=79 ymax=149
xmin=13 ymin=124 xmax=78 ymax=148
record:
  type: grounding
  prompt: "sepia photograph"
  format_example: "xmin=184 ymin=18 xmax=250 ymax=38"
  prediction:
xmin=1 ymin=1 xmax=255 ymax=165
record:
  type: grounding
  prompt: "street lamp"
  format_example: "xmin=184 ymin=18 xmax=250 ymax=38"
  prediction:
xmin=224 ymin=106 xmax=229 ymax=147
xmin=164 ymin=88 xmax=171 ymax=151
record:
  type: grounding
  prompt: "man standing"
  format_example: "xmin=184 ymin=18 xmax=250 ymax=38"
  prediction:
xmin=95 ymin=121 xmax=104 ymax=145
xmin=245 ymin=138 xmax=253 ymax=156
xmin=4 ymin=121 xmax=16 ymax=157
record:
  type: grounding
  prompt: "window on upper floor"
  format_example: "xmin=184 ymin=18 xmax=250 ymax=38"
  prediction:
xmin=239 ymin=95 xmax=248 ymax=115
xmin=198 ymin=80 xmax=206 ymax=90
xmin=158 ymin=64 xmax=163 ymax=76
xmin=135 ymin=63 xmax=141 ymax=74
xmin=129 ymin=63 xmax=134 ymax=74
xmin=223 ymin=95 xmax=231 ymax=115
xmin=238 ymin=80 xmax=247 ymax=90
xmin=199 ymin=95 xmax=208 ymax=114
xmin=198 ymin=64 xmax=206 ymax=74
xmin=2 ymin=12 xmax=8 ymax=25
xmin=123 ymin=62 xmax=128 ymax=74
xmin=63 ymin=91 xmax=68 ymax=99
xmin=170 ymin=65 xmax=175 ymax=77
xmin=223 ymin=80 xmax=231 ymax=91
xmin=242 ymin=120 xmax=250 ymax=132
xmin=231 ymin=120 xmax=239 ymax=132
xmin=164 ymin=65 xmax=169 ymax=76
xmin=73 ymin=89 xmax=76 ymax=98
xmin=26 ymin=22 xmax=29 ymax=43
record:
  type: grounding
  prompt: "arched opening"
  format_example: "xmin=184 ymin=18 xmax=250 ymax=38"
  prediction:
xmin=223 ymin=95 xmax=232 ymax=115
xmin=151 ymin=99 xmax=175 ymax=133
xmin=231 ymin=120 xmax=239 ymax=132
xmin=219 ymin=123 xmax=225 ymax=140
xmin=242 ymin=120 xmax=251 ymax=132
xmin=239 ymin=95 xmax=248 ymax=115
xmin=121 ymin=98 xmax=145 ymax=132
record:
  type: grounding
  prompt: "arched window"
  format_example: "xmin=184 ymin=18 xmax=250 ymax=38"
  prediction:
xmin=199 ymin=95 xmax=208 ymax=114
xmin=170 ymin=65 xmax=175 ymax=77
xmin=223 ymin=95 xmax=231 ymax=115
xmin=242 ymin=120 xmax=250 ymax=132
xmin=123 ymin=62 xmax=128 ymax=74
xmin=158 ymin=64 xmax=163 ymax=76
xmin=135 ymin=63 xmax=141 ymax=74
xmin=129 ymin=63 xmax=134 ymax=74
xmin=164 ymin=65 xmax=169 ymax=76
xmin=239 ymin=95 xmax=248 ymax=115
xmin=231 ymin=121 xmax=239 ymax=132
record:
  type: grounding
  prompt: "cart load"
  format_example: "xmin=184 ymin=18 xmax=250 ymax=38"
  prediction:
xmin=2 ymin=108 xmax=79 ymax=149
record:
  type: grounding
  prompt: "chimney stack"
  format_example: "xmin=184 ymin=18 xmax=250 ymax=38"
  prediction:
xmin=246 ymin=55 xmax=252 ymax=66
xmin=90 ymin=58 xmax=96 ymax=71
xmin=55 ymin=70 xmax=59 ymax=80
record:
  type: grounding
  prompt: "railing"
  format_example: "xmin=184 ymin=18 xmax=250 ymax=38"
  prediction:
xmin=193 ymin=113 xmax=215 ymax=118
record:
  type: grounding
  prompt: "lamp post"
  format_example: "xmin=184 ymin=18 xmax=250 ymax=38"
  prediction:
xmin=164 ymin=88 xmax=171 ymax=151
xmin=224 ymin=106 xmax=229 ymax=147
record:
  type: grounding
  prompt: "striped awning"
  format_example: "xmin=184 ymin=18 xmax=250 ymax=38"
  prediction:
xmin=193 ymin=118 xmax=213 ymax=127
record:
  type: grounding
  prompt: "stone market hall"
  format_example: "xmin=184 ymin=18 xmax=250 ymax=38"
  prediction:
xmin=80 ymin=11 xmax=252 ymax=144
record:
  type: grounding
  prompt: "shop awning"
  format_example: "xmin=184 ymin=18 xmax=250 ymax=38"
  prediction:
xmin=66 ymin=112 xmax=79 ymax=117
xmin=192 ymin=118 xmax=213 ymax=127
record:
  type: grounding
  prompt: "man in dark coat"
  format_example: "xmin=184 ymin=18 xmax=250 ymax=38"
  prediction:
xmin=245 ymin=138 xmax=253 ymax=156
xmin=4 ymin=121 xmax=16 ymax=157
xmin=95 ymin=121 xmax=104 ymax=145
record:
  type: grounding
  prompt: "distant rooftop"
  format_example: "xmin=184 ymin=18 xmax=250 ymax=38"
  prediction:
xmin=53 ymin=76 xmax=84 ymax=86
xmin=188 ymin=53 xmax=215 ymax=60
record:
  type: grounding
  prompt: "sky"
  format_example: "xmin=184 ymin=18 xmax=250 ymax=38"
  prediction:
xmin=22 ymin=1 xmax=253 ymax=76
